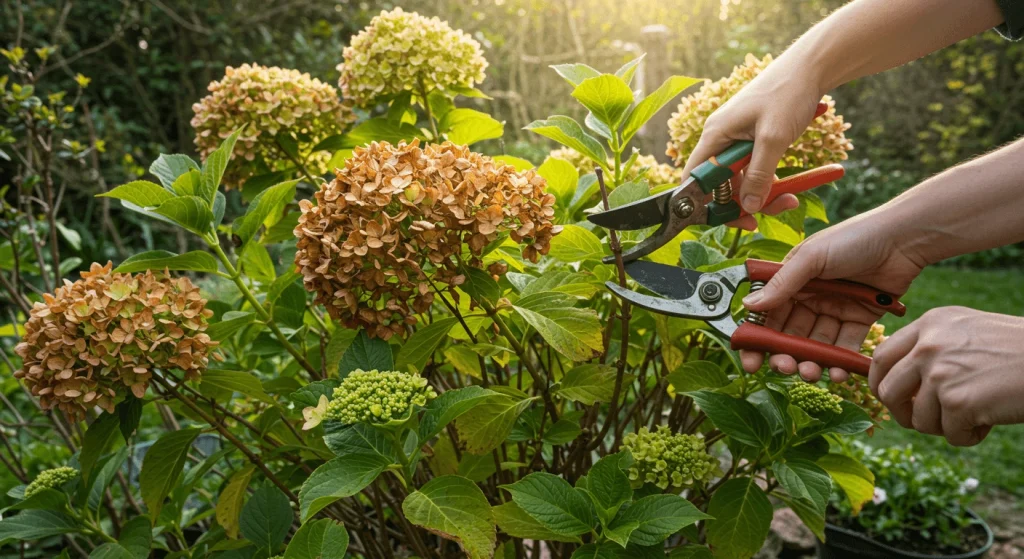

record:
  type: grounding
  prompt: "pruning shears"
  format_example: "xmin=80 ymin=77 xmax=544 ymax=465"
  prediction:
xmin=588 ymin=101 xmax=909 ymax=375
xmin=588 ymin=102 xmax=843 ymax=264
xmin=609 ymin=260 xmax=906 ymax=376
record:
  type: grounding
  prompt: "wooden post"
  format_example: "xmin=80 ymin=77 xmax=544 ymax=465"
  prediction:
xmin=637 ymin=24 xmax=672 ymax=162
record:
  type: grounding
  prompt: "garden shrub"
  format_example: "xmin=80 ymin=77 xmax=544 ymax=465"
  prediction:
xmin=1 ymin=9 xmax=887 ymax=559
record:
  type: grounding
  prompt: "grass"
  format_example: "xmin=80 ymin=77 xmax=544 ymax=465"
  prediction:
xmin=860 ymin=266 xmax=1024 ymax=494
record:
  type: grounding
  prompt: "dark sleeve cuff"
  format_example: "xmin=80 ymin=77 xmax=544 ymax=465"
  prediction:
xmin=996 ymin=0 xmax=1024 ymax=40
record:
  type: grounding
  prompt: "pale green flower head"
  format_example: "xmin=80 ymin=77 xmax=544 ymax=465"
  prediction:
xmin=622 ymin=426 xmax=719 ymax=490
xmin=789 ymin=382 xmax=844 ymax=416
xmin=338 ymin=7 xmax=488 ymax=107
xmin=324 ymin=369 xmax=437 ymax=425
xmin=24 ymin=466 xmax=78 ymax=498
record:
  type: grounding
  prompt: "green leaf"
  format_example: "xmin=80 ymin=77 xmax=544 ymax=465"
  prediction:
xmin=525 ymin=116 xmax=607 ymax=166
xmin=88 ymin=544 xmax=135 ymax=559
xmin=442 ymin=108 xmax=504 ymax=145
xmin=216 ymin=465 xmax=255 ymax=539
xmin=773 ymin=459 xmax=831 ymax=541
xmin=604 ymin=521 xmax=639 ymax=548
xmin=5 ymin=488 xmax=67 ymax=513
xmin=614 ymin=55 xmax=645 ymax=85
xmin=493 ymin=155 xmax=534 ymax=171
xmin=705 ymin=477 xmax=773 ymax=559
xmin=817 ymin=453 xmax=874 ymax=514
xmin=337 ymin=117 xmax=422 ymax=148
xmin=537 ymin=157 xmax=579 ymax=203
xmin=461 ymin=267 xmax=501 ymax=304
xmin=169 ymin=168 xmax=200 ymax=196
xmin=493 ymin=501 xmax=582 ymax=543
xmin=755 ymin=214 xmax=801 ymax=246
xmin=514 ymin=294 xmax=603 ymax=362
xmin=114 ymin=250 xmax=219 ymax=274
xmin=140 ymin=427 xmax=200 ymax=523
xmin=239 ymin=483 xmax=293 ymax=552
xmin=202 ymin=370 xmax=274 ymax=404
xmin=79 ymin=412 xmax=120 ymax=484
xmin=153 ymin=196 xmax=215 ymax=236
xmin=99 ymin=180 xmax=175 ymax=208
xmin=284 ymin=518 xmax=349 ymax=559
xmin=0 ymin=509 xmax=78 ymax=541
xmin=300 ymin=425 xmax=396 ymax=521
xmin=239 ymin=242 xmax=276 ymax=283
xmin=233 ymin=179 xmax=299 ymax=247
xmin=117 ymin=515 xmax=152 ymax=559
xmin=501 ymin=472 xmax=596 ymax=537
xmin=543 ymin=418 xmax=582 ymax=445
xmin=200 ymin=128 xmax=243 ymax=203
xmin=403 ymin=475 xmax=496 ymax=559
xmin=548 ymin=224 xmax=603 ymax=262
xmin=519 ymin=271 xmax=599 ymax=299
xmin=607 ymin=179 xmax=649 ymax=209
xmin=668 ymin=545 xmax=714 ymax=559
xmin=799 ymin=191 xmax=829 ymax=223
xmin=455 ymin=394 xmax=536 ymax=454
xmin=680 ymin=241 xmax=726 ymax=269
xmin=622 ymin=75 xmax=702 ymax=143
xmin=419 ymin=386 xmax=498 ymax=441
xmin=396 ymin=317 xmax=457 ymax=373
xmin=666 ymin=361 xmax=729 ymax=393
xmin=609 ymin=494 xmax=711 ymax=547
xmin=556 ymin=364 xmax=632 ymax=405
xmin=570 ymin=543 xmax=620 ymax=559
xmin=551 ymin=63 xmax=601 ymax=87
xmin=87 ymin=448 xmax=129 ymax=512
xmin=150 ymin=154 xmax=199 ymax=190
xmin=338 ymin=330 xmax=394 ymax=376
xmin=55 ymin=221 xmax=81 ymax=251
xmin=207 ymin=311 xmax=256 ymax=341
xmin=572 ymin=74 xmax=635 ymax=128
xmin=735 ymin=239 xmax=793 ymax=263
xmin=582 ymin=452 xmax=633 ymax=525
xmin=324 ymin=328 xmax=358 ymax=376
xmin=687 ymin=390 xmax=771 ymax=449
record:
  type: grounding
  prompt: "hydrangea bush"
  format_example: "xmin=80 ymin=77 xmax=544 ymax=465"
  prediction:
xmin=2 ymin=12 xmax=883 ymax=559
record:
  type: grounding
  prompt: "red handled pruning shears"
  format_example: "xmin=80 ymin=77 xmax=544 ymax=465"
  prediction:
xmin=587 ymin=102 xmax=907 ymax=375
xmin=587 ymin=103 xmax=843 ymax=264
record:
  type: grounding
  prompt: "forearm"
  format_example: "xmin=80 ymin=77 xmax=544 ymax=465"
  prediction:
xmin=777 ymin=0 xmax=1003 ymax=96
xmin=879 ymin=138 xmax=1024 ymax=265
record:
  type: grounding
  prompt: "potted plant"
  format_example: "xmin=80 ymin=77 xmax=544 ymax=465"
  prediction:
xmin=820 ymin=443 xmax=993 ymax=559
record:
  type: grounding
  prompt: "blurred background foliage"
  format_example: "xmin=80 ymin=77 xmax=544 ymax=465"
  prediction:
xmin=2 ymin=0 xmax=1023 ymax=268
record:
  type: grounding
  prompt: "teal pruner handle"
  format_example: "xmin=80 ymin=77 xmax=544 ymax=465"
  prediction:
xmin=688 ymin=141 xmax=755 ymax=194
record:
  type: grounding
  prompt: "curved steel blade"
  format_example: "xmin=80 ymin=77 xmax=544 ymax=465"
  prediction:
xmin=587 ymin=190 xmax=673 ymax=230
xmin=624 ymin=261 xmax=704 ymax=300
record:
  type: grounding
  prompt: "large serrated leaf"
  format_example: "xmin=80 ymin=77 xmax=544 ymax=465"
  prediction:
xmin=403 ymin=475 xmax=496 ymax=559
xmin=233 ymin=179 xmax=299 ymax=247
xmin=572 ymin=74 xmax=635 ymax=128
xmin=525 ymin=116 xmax=607 ymax=167
xmin=140 ymin=428 xmax=201 ymax=524
xmin=114 ymin=250 xmax=219 ymax=274
xmin=622 ymin=75 xmax=702 ymax=143
xmin=152 ymin=196 xmax=215 ymax=236
xmin=705 ymin=477 xmax=773 ymax=559
xmin=99 ymin=180 xmax=175 ymax=208
xmin=501 ymin=472 xmax=596 ymax=537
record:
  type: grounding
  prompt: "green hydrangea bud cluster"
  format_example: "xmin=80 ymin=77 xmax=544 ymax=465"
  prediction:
xmin=338 ymin=8 xmax=488 ymax=107
xmin=789 ymin=383 xmax=843 ymax=416
xmin=621 ymin=426 xmax=718 ymax=490
xmin=324 ymin=369 xmax=437 ymax=424
xmin=24 ymin=466 xmax=78 ymax=498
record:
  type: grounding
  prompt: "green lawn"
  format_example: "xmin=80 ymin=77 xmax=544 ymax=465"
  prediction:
xmin=861 ymin=266 xmax=1024 ymax=493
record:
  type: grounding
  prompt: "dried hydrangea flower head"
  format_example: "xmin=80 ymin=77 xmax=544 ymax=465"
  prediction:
xmin=323 ymin=369 xmax=437 ymax=425
xmin=14 ymin=262 xmax=216 ymax=419
xmin=338 ymin=7 xmax=488 ymax=107
xmin=547 ymin=147 xmax=683 ymax=187
xmin=191 ymin=63 xmax=355 ymax=189
xmin=622 ymin=426 xmax=719 ymax=490
xmin=294 ymin=140 xmax=560 ymax=339
xmin=789 ymin=382 xmax=844 ymax=416
xmin=24 ymin=466 xmax=78 ymax=498
xmin=666 ymin=53 xmax=853 ymax=169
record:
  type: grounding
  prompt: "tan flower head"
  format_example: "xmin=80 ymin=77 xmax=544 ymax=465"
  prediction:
xmin=338 ymin=7 xmax=488 ymax=107
xmin=546 ymin=147 xmax=683 ymax=186
xmin=666 ymin=53 xmax=853 ymax=169
xmin=294 ymin=140 xmax=560 ymax=339
xmin=191 ymin=63 xmax=356 ymax=189
xmin=14 ymin=262 xmax=216 ymax=419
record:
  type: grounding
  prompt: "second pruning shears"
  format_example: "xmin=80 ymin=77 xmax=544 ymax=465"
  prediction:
xmin=588 ymin=102 xmax=843 ymax=264
xmin=610 ymin=260 xmax=907 ymax=376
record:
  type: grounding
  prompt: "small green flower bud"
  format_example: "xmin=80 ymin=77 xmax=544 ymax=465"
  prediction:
xmin=621 ymin=426 xmax=720 ymax=490
xmin=24 ymin=466 xmax=78 ymax=498
xmin=789 ymin=382 xmax=844 ymax=416
xmin=324 ymin=369 xmax=437 ymax=425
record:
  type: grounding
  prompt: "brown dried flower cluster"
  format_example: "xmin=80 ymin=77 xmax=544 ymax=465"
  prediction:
xmin=14 ymin=262 xmax=216 ymax=419
xmin=191 ymin=63 xmax=356 ymax=189
xmin=666 ymin=53 xmax=853 ymax=169
xmin=294 ymin=140 xmax=560 ymax=339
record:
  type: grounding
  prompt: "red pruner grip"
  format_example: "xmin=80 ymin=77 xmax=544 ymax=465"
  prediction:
xmin=734 ymin=164 xmax=845 ymax=218
xmin=730 ymin=259 xmax=907 ymax=376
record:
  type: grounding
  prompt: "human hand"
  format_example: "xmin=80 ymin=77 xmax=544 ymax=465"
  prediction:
xmin=869 ymin=307 xmax=1024 ymax=446
xmin=681 ymin=59 xmax=824 ymax=221
xmin=740 ymin=212 xmax=925 ymax=382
